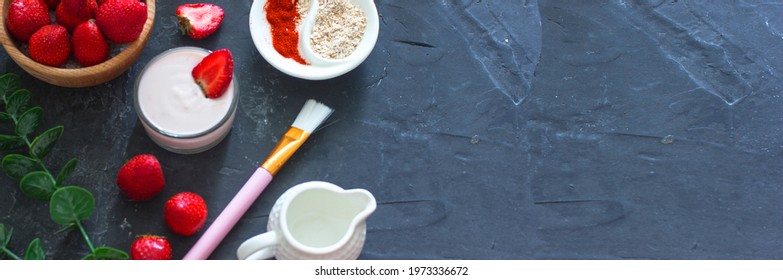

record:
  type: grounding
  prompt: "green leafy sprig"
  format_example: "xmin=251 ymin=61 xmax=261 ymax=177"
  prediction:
xmin=0 ymin=73 xmax=128 ymax=260
xmin=1 ymin=223 xmax=44 ymax=260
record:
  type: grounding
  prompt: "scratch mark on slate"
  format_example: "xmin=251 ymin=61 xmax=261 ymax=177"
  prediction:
xmin=534 ymin=199 xmax=607 ymax=205
xmin=535 ymin=199 xmax=627 ymax=229
xmin=370 ymin=199 xmax=448 ymax=231
xmin=378 ymin=199 xmax=436 ymax=206
xmin=616 ymin=0 xmax=773 ymax=106
xmin=439 ymin=0 xmax=542 ymax=105
xmin=394 ymin=40 xmax=436 ymax=48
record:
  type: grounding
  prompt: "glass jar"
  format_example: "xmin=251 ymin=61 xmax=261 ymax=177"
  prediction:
xmin=133 ymin=47 xmax=239 ymax=154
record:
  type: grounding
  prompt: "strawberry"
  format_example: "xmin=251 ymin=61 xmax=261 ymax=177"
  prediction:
xmin=55 ymin=0 xmax=96 ymax=33
xmin=176 ymin=3 xmax=224 ymax=40
xmin=96 ymin=0 xmax=147 ymax=43
xmin=72 ymin=20 xmax=110 ymax=66
xmin=62 ymin=0 xmax=96 ymax=18
xmin=96 ymin=0 xmax=107 ymax=5
xmin=43 ymin=0 xmax=61 ymax=9
xmin=192 ymin=49 xmax=233 ymax=99
xmin=5 ymin=0 xmax=51 ymax=43
xmin=130 ymin=235 xmax=172 ymax=260
xmin=116 ymin=154 xmax=165 ymax=201
xmin=28 ymin=25 xmax=71 ymax=67
xmin=164 ymin=192 xmax=207 ymax=236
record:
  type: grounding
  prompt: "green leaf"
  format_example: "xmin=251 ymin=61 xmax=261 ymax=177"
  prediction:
xmin=82 ymin=247 xmax=129 ymax=260
xmin=24 ymin=238 xmax=44 ymax=260
xmin=56 ymin=158 xmax=77 ymax=187
xmin=0 ymin=73 xmax=20 ymax=98
xmin=49 ymin=186 xmax=94 ymax=225
xmin=0 ymin=112 xmax=12 ymax=123
xmin=0 ymin=134 xmax=24 ymax=151
xmin=5 ymin=89 xmax=31 ymax=116
xmin=19 ymin=171 xmax=56 ymax=201
xmin=0 ymin=224 xmax=12 ymax=260
xmin=30 ymin=126 xmax=63 ymax=159
xmin=16 ymin=107 xmax=43 ymax=137
xmin=54 ymin=224 xmax=76 ymax=234
xmin=0 ymin=224 xmax=12 ymax=247
xmin=2 ymin=154 xmax=41 ymax=180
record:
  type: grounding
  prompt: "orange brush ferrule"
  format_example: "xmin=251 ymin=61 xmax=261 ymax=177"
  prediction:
xmin=261 ymin=127 xmax=310 ymax=176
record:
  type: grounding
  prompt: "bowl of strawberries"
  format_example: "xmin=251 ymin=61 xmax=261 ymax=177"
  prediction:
xmin=0 ymin=0 xmax=155 ymax=88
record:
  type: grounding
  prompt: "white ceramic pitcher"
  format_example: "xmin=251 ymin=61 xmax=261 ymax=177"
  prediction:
xmin=236 ymin=181 xmax=376 ymax=260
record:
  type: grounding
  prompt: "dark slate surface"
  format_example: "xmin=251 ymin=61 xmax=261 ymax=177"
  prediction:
xmin=2 ymin=0 xmax=783 ymax=260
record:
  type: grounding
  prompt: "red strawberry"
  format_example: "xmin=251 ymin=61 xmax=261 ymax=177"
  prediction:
xmin=43 ymin=0 xmax=61 ymax=9
xmin=72 ymin=20 xmax=109 ymax=66
xmin=96 ymin=0 xmax=147 ymax=43
xmin=130 ymin=235 xmax=172 ymax=260
xmin=55 ymin=0 xmax=96 ymax=33
xmin=192 ymin=49 xmax=233 ymax=99
xmin=5 ymin=0 xmax=51 ymax=42
xmin=116 ymin=154 xmax=165 ymax=201
xmin=28 ymin=25 xmax=71 ymax=67
xmin=62 ymin=0 xmax=96 ymax=18
xmin=164 ymin=192 xmax=207 ymax=236
xmin=176 ymin=3 xmax=224 ymax=40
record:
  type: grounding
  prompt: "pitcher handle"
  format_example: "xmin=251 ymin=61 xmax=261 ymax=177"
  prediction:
xmin=237 ymin=231 xmax=279 ymax=260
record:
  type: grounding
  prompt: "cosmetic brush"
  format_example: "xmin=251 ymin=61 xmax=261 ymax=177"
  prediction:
xmin=183 ymin=99 xmax=334 ymax=260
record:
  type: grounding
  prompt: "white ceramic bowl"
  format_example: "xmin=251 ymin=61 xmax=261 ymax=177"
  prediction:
xmin=248 ymin=0 xmax=379 ymax=80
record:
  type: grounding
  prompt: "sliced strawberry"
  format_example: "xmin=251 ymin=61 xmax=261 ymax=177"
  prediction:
xmin=176 ymin=3 xmax=224 ymax=40
xmin=192 ymin=49 xmax=233 ymax=99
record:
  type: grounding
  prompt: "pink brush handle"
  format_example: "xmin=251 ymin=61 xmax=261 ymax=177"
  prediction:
xmin=183 ymin=167 xmax=274 ymax=260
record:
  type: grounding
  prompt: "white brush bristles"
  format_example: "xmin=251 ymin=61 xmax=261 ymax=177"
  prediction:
xmin=291 ymin=99 xmax=334 ymax=133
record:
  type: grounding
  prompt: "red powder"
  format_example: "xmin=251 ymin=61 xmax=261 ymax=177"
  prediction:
xmin=265 ymin=0 xmax=307 ymax=65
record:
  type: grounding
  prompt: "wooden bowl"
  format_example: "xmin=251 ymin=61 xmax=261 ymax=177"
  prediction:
xmin=0 ymin=0 xmax=155 ymax=88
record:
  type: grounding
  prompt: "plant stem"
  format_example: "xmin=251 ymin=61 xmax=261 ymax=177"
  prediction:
xmin=76 ymin=221 xmax=95 ymax=254
xmin=33 ymin=159 xmax=56 ymax=185
xmin=21 ymin=135 xmax=31 ymax=148
xmin=12 ymin=119 xmax=55 ymax=179
xmin=1 ymin=246 xmax=22 ymax=260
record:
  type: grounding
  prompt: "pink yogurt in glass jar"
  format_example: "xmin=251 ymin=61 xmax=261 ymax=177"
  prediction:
xmin=133 ymin=47 xmax=239 ymax=154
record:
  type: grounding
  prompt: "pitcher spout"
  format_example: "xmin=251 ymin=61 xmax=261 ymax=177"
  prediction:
xmin=344 ymin=188 xmax=377 ymax=223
